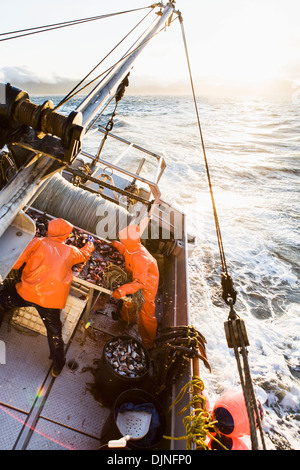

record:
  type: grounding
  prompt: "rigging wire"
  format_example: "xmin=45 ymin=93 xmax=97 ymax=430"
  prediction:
xmin=179 ymin=13 xmax=266 ymax=450
xmin=178 ymin=15 xmax=228 ymax=276
xmin=0 ymin=7 xmax=151 ymax=42
xmin=55 ymin=15 xmax=179 ymax=109
xmin=226 ymin=301 xmax=267 ymax=450
xmin=178 ymin=12 xmax=237 ymax=306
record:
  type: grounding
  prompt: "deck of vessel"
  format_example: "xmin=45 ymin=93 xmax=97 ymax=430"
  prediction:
xmin=0 ymin=279 xmax=190 ymax=451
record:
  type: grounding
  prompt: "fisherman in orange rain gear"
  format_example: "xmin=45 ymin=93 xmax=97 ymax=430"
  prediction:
xmin=112 ymin=222 xmax=159 ymax=350
xmin=0 ymin=218 xmax=94 ymax=377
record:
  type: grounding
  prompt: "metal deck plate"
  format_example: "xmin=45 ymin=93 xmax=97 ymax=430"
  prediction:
xmin=26 ymin=417 xmax=101 ymax=450
xmin=0 ymin=292 xmax=159 ymax=450
xmin=39 ymin=328 xmax=111 ymax=439
xmin=0 ymin=322 xmax=51 ymax=412
xmin=0 ymin=406 xmax=28 ymax=450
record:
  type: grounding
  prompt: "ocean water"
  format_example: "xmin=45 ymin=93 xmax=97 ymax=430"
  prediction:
xmin=33 ymin=94 xmax=299 ymax=450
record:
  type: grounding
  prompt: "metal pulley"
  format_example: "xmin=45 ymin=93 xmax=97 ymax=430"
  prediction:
xmin=221 ymin=272 xmax=237 ymax=306
xmin=224 ymin=317 xmax=250 ymax=349
xmin=224 ymin=300 xmax=249 ymax=349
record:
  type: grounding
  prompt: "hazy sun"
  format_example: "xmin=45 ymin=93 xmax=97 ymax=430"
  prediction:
xmin=205 ymin=3 xmax=288 ymax=86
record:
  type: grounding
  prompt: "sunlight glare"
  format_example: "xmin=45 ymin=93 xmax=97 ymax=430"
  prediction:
xmin=202 ymin=3 xmax=288 ymax=87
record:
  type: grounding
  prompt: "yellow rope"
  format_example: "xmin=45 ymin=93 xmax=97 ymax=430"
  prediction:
xmin=164 ymin=376 xmax=228 ymax=450
xmin=167 ymin=376 xmax=205 ymax=414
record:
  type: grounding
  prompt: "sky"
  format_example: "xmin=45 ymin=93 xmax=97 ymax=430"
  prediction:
xmin=0 ymin=0 xmax=300 ymax=97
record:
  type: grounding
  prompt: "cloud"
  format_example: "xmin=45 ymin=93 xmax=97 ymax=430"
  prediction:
xmin=0 ymin=66 xmax=81 ymax=94
xmin=0 ymin=65 xmax=297 ymax=98
xmin=0 ymin=65 xmax=58 ymax=84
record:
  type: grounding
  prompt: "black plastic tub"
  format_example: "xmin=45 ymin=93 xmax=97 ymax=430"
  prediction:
xmin=94 ymin=335 xmax=150 ymax=407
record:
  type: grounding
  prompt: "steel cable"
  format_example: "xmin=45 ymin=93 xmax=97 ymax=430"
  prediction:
xmin=55 ymin=11 xmax=179 ymax=109
xmin=179 ymin=13 xmax=267 ymax=450
xmin=0 ymin=7 xmax=151 ymax=42
xmin=179 ymin=16 xmax=228 ymax=276
xmin=54 ymin=7 xmax=154 ymax=110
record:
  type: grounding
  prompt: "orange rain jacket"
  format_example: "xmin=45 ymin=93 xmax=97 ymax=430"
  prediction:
xmin=13 ymin=218 xmax=94 ymax=309
xmin=112 ymin=223 xmax=159 ymax=349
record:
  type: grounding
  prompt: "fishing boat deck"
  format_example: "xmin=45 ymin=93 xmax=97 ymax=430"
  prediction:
xmin=0 ymin=263 xmax=190 ymax=451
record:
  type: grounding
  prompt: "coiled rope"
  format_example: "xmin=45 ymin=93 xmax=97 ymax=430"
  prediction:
xmin=102 ymin=264 xmax=144 ymax=320
xmin=164 ymin=377 xmax=222 ymax=450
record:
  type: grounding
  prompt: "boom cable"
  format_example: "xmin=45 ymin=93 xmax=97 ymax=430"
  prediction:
xmin=178 ymin=13 xmax=236 ymax=306
xmin=179 ymin=12 xmax=266 ymax=450
xmin=0 ymin=7 xmax=151 ymax=42
xmin=55 ymin=14 xmax=178 ymax=109
xmin=55 ymin=7 xmax=154 ymax=110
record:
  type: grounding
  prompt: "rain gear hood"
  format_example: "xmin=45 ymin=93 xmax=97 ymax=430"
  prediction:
xmin=119 ymin=224 xmax=141 ymax=252
xmin=47 ymin=218 xmax=73 ymax=242
xmin=13 ymin=218 xmax=94 ymax=309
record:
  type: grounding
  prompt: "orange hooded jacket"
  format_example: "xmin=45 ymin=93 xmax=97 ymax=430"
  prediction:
xmin=13 ymin=218 xmax=94 ymax=309
xmin=112 ymin=223 xmax=159 ymax=349
xmin=112 ymin=224 xmax=159 ymax=301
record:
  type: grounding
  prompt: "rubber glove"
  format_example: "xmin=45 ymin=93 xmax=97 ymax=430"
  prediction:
xmin=112 ymin=289 xmax=122 ymax=300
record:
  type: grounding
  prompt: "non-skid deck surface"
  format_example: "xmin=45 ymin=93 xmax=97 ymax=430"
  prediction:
xmin=0 ymin=297 xmax=139 ymax=450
